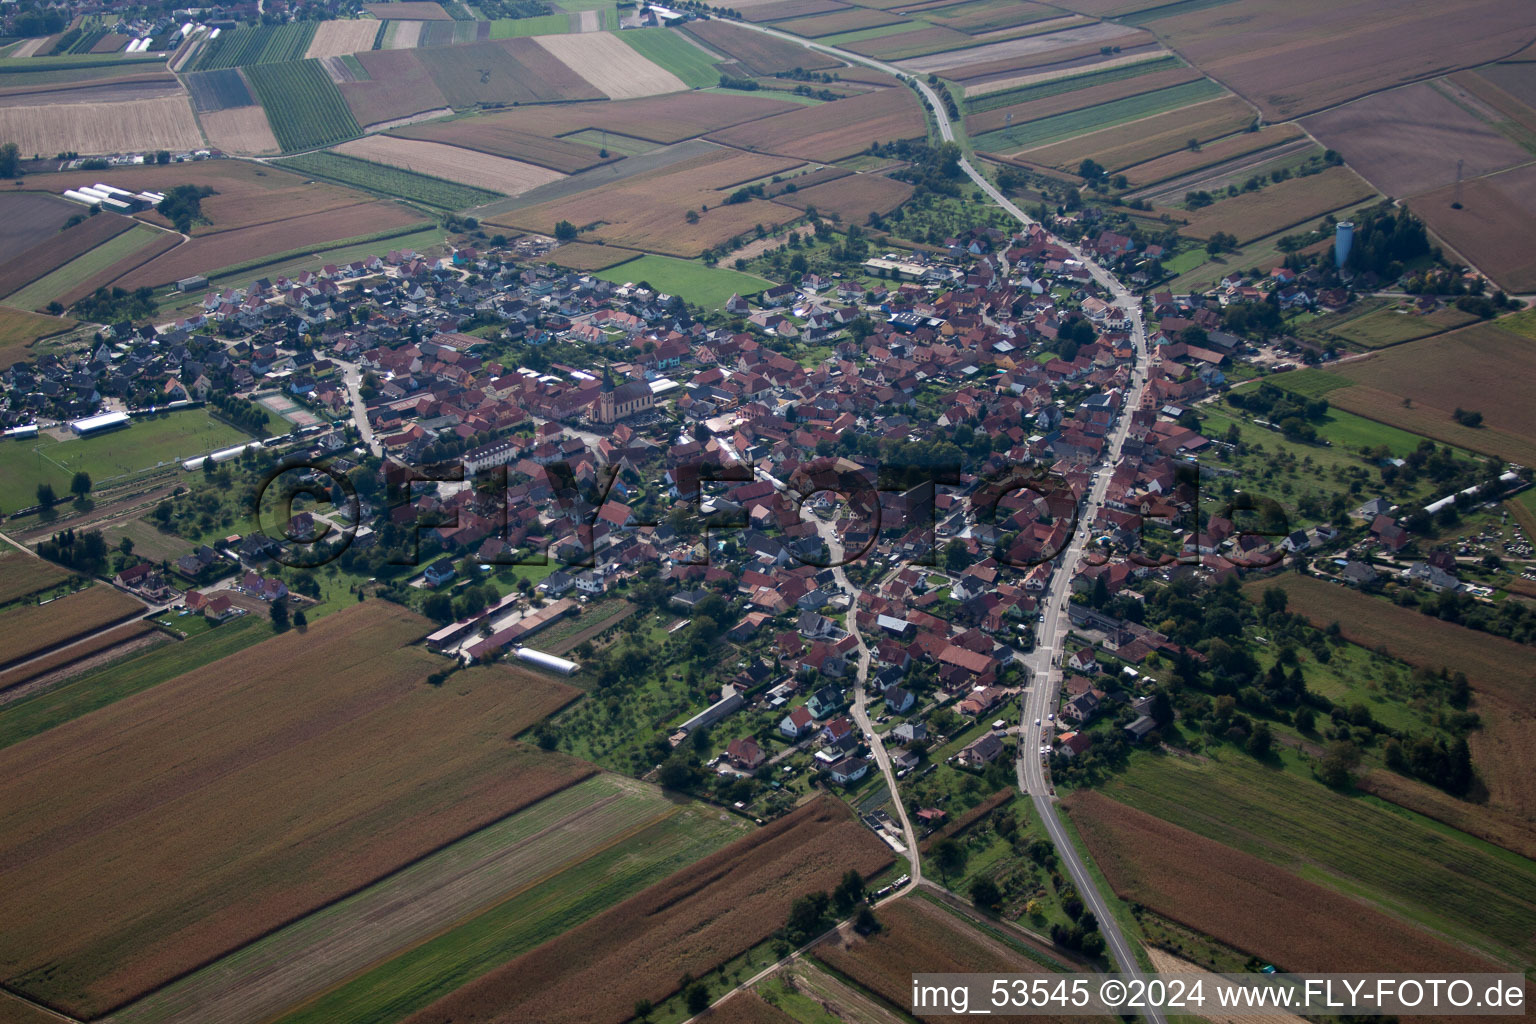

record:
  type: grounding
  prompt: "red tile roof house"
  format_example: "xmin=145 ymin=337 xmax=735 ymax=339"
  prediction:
xmin=726 ymin=737 xmax=766 ymax=771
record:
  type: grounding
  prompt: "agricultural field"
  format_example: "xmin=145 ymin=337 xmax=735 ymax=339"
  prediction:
xmin=332 ymin=135 xmax=562 ymax=195
xmin=193 ymin=22 xmax=319 ymax=70
xmin=6 ymin=225 xmax=168 ymax=312
xmin=275 ymin=149 xmax=504 ymax=208
xmin=1117 ymin=123 xmax=1305 ymax=188
xmin=106 ymin=773 xmax=722 ymax=1024
xmin=0 ymin=543 xmax=71 ymax=606
xmin=841 ymin=25 xmax=973 ymax=60
xmin=531 ymin=31 xmax=685 ymax=100
xmin=1319 ymin=302 xmax=1481 ymax=349
xmin=1301 ymin=80 xmax=1530 ymax=200
xmin=183 ymin=67 xmax=256 ymax=111
xmin=403 ymin=796 xmax=892 ymax=1024
xmin=304 ymin=19 xmax=383 ymax=59
xmin=772 ymin=171 xmax=913 ymax=220
xmin=925 ymin=0 xmax=1067 ymax=34
xmin=709 ymin=993 xmax=799 ymax=1024
xmin=0 ymin=601 xmax=594 ymax=1018
xmin=365 ymin=0 xmax=455 ymax=17
xmin=415 ymin=38 xmax=602 ymax=108
xmin=735 ymin=0 xmax=848 ymax=21
xmin=596 ymin=254 xmax=773 ymax=309
xmin=1176 ymin=165 xmax=1378 ymax=244
xmin=488 ymin=147 xmax=804 ymax=256
xmin=339 ymin=49 xmax=451 ymax=128
xmin=1356 ymin=769 xmax=1536 ymax=864
xmin=772 ymin=7 xmax=909 ymax=37
xmin=707 ymin=87 xmax=926 ymax=161
xmin=814 ymin=897 xmax=1078 ymax=1024
xmin=681 ymin=19 xmax=842 ymax=76
xmin=0 ymin=306 xmax=70 ymax=369
xmin=1066 ymin=789 xmax=1517 ymax=974
xmin=0 ymin=93 xmax=202 ymax=156
xmin=1145 ymin=0 xmax=1526 ymax=120
xmin=0 ymin=193 xmax=86 ymax=267
xmin=393 ymin=120 xmax=612 ymax=173
xmin=1408 ymin=162 xmax=1536 ymax=293
xmin=0 ymin=209 xmax=134 ymax=299
xmin=243 ymin=59 xmax=363 ymax=151
xmin=116 ymin=201 xmax=427 ymax=289
xmin=1290 ymin=320 xmax=1536 ymax=465
xmin=1018 ymin=95 xmax=1255 ymax=172
xmin=974 ymin=78 xmax=1226 ymax=153
xmin=1242 ymin=573 xmax=1536 ymax=818
xmin=896 ymin=20 xmax=1145 ymax=74
xmin=0 ymin=620 xmax=159 ymax=694
xmin=0 ymin=407 xmax=257 ymax=495
xmin=0 ymin=584 xmax=144 ymax=669
xmin=200 ymin=105 xmax=281 ymax=155
xmin=0 ymin=75 xmax=184 ymax=106
xmin=547 ymin=241 xmax=637 ymax=270
xmin=966 ymin=64 xmax=1203 ymax=133
xmin=617 ymin=26 xmax=721 ymax=90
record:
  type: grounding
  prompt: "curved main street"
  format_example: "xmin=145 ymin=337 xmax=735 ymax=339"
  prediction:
xmin=731 ymin=19 xmax=1161 ymax=1020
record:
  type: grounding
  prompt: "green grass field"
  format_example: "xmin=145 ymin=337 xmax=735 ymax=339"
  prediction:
xmin=6 ymin=226 xmax=164 ymax=311
xmin=0 ymin=615 xmax=264 ymax=751
xmin=1321 ymin=305 xmax=1480 ymax=348
xmin=618 ymin=27 xmax=719 ymax=90
xmin=274 ymin=151 xmax=501 ymax=210
xmin=0 ymin=407 xmax=255 ymax=497
xmin=244 ymin=59 xmax=362 ymax=152
xmin=488 ymin=13 xmax=573 ymax=36
xmin=1100 ymin=752 xmax=1536 ymax=966
xmin=974 ymin=78 xmax=1226 ymax=152
xmin=269 ymin=795 xmax=747 ymax=1024
xmin=596 ymin=255 xmax=773 ymax=310
xmin=819 ymin=21 xmax=921 ymax=45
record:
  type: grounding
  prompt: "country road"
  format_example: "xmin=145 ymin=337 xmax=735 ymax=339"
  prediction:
xmin=725 ymin=19 xmax=1163 ymax=1022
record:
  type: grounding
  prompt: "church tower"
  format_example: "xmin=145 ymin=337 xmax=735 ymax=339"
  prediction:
xmin=598 ymin=363 xmax=615 ymax=425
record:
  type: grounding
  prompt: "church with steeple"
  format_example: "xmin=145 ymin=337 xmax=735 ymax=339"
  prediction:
xmin=592 ymin=364 xmax=654 ymax=425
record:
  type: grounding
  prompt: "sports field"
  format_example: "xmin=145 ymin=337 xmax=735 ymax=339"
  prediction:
xmin=0 ymin=408 xmax=257 ymax=497
xmin=596 ymin=254 xmax=773 ymax=309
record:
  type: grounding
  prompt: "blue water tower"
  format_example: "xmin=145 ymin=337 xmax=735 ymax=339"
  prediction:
xmin=1335 ymin=220 xmax=1354 ymax=269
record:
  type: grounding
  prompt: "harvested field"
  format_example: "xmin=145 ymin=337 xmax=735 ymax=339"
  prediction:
xmin=334 ymin=135 xmax=563 ymax=194
xmin=962 ymin=48 xmax=1168 ymax=96
xmin=1454 ymin=67 xmax=1536 ymax=136
xmin=0 ymin=601 xmax=593 ymax=1019
xmin=967 ymin=66 xmax=1203 ymax=134
xmin=403 ymin=796 xmax=892 ymax=1024
xmin=24 ymin=161 xmax=383 ymax=237
xmin=416 ymin=38 xmax=603 ymax=107
xmin=928 ymin=0 xmax=1067 ymax=34
xmin=426 ymin=91 xmax=802 ymax=148
xmin=0 ymin=545 xmax=70 ymax=605
xmin=707 ymin=993 xmax=799 ymax=1024
xmin=1312 ymin=320 xmax=1536 ymax=464
xmin=0 ymin=620 xmax=158 ymax=694
xmin=0 ymin=584 xmax=144 ymax=670
xmin=1018 ymin=95 xmax=1254 ymax=171
xmin=1150 ymin=0 xmax=1530 ymax=120
xmin=183 ymin=68 xmax=256 ymax=112
xmin=531 ymin=31 xmax=685 ymax=100
xmin=1302 ymin=81 xmax=1529 ymax=199
xmin=365 ymin=1 xmax=454 ymax=17
xmin=1066 ymin=789 xmax=1517 ymax=976
xmin=479 ymin=138 xmax=722 ymax=212
xmin=896 ymin=21 xmax=1143 ymax=73
xmin=0 ymin=94 xmax=200 ymax=156
xmin=1119 ymin=123 xmax=1304 ymax=187
xmin=843 ymin=25 xmax=971 ymax=59
xmin=5 ymin=223 xmax=168 ymax=310
xmin=104 ymin=774 xmax=691 ymax=1024
xmin=341 ymin=49 xmax=450 ymax=127
xmin=739 ymin=0 xmax=849 ymax=20
xmin=53 ymin=232 xmax=179 ymax=308
xmin=200 ymin=105 xmax=280 ymax=154
xmin=0 ymin=211 xmax=133 ymax=299
xmin=0 ymin=70 xmax=179 ymax=101
xmin=0 ymin=77 xmax=182 ymax=106
xmin=548 ymin=241 xmax=643 ymax=270
xmin=116 ymin=202 xmax=426 ymax=287
xmin=773 ymin=172 xmax=913 ymax=220
xmin=1409 ymin=162 xmax=1536 ymax=293
xmin=382 ymin=19 xmax=425 ymax=48
xmin=682 ymin=20 xmax=841 ymax=75
xmin=0 ymin=306 xmax=71 ymax=369
xmin=815 ymin=898 xmax=1070 ymax=1024
xmin=304 ymin=19 xmax=381 ymax=59
xmin=1177 ymin=165 xmax=1377 ymax=244
xmin=707 ymin=88 xmax=925 ymax=160
xmin=489 ymin=147 xmax=802 ymax=256
xmin=772 ymin=7 xmax=908 ymax=36
xmin=394 ymin=121 xmax=610 ymax=173
xmin=948 ymin=34 xmax=1160 ymax=84
xmin=1356 ymin=769 xmax=1536 ymax=862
